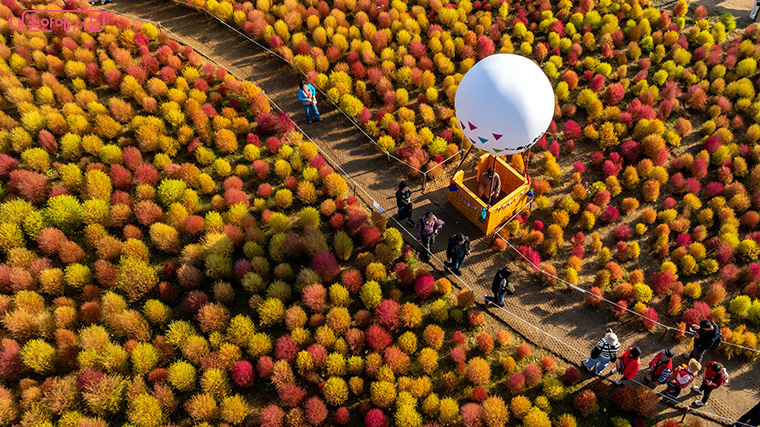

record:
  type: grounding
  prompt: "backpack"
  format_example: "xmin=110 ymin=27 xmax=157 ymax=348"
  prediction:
xmin=446 ymin=236 xmax=457 ymax=258
xmin=447 ymin=234 xmax=468 ymax=258
xmin=500 ymin=278 xmax=515 ymax=295
xmin=708 ymin=321 xmax=722 ymax=349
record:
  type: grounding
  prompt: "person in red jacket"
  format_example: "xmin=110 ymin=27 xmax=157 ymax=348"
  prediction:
xmin=644 ymin=348 xmax=674 ymax=386
xmin=610 ymin=346 xmax=641 ymax=385
xmin=692 ymin=361 xmax=728 ymax=407
xmin=666 ymin=359 xmax=701 ymax=398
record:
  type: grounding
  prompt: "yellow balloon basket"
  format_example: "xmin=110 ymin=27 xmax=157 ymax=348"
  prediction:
xmin=448 ymin=153 xmax=532 ymax=235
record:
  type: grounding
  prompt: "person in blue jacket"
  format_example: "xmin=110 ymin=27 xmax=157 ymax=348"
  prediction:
xmin=298 ymin=80 xmax=322 ymax=124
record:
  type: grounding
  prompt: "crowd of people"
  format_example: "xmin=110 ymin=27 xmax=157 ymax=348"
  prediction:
xmin=582 ymin=322 xmax=730 ymax=409
xmin=393 ymin=180 xmax=759 ymax=426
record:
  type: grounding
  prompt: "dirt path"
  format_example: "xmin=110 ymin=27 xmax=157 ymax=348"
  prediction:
xmin=104 ymin=1 xmax=758 ymax=424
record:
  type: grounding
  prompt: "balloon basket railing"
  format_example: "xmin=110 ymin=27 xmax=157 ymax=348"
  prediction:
xmin=448 ymin=154 xmax=532 ymax=235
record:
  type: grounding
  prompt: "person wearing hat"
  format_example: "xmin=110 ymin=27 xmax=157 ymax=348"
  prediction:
xmin=683 ymin=319 xmax=722 ymax=363
xmin=645 ymin=348 xmax=674 ymax=386
xmin=396 ymin=181 xmax=414 ymax=226
xmin=692 ymin=361 xmax=728 ymax=407
xmin=666 ymin=359 xmax=701 ymax=398
xmin=478 ymin=167 xmax=501 ymax=201
xmin=582 ymin=329 xmax=621 ymax=375
xmin=610 ymin=346 xmax=641 ymax=385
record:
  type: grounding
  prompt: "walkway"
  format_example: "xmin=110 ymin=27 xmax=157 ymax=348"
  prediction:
xmin=104 ymin=1 xmax=758 ymax=424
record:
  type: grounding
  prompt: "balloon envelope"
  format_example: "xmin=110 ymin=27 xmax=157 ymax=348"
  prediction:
xmin=455 ymin=54 xmax=555 ymax=156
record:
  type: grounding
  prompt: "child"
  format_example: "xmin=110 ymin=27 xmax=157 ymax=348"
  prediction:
xmin=666 ymin=359 xmax=701 ymax=398
xmin=610 ymin=346 xmax=641 ymax=385
xmin=692 ymin=361 xmax=728 ymax=407
xmin=644 ymin=348 xmax=674 ymax=387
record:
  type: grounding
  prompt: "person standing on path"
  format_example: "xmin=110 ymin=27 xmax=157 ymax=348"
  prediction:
xmin=683 ymin=319 xmax=722 ymax=363
xmin=692 ymin=361 xmax=728 ymax=407
xmin=297 ymin=80 xmax=322 ymax=124
xmin=610 ymin=346 xmax=641 ymax=385
xmin=416 ymin=212 xmax=444 ymax=262
xmin=733 ymin=401 xmax=760 ymax=427
xmin=666 ymin=359 xmax=701 ymax=398
xmin=582 ymin=329 xmax=620 ymax=375
xmin=444 ymin=233 xmax=470 ymax=276
xmin=396 ymin=181 xmax=414 ymax=226
xmin=644 ymin=348 xmax=674 ymax=387
xmin=485 ymin=267 xmax=513 ymax=307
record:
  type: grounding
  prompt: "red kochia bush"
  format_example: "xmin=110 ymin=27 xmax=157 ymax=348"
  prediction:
xmin=182 ymin=290 xmax=208 ymax=314
xmin=682 ymin=301 xmax=712 ymax=326
xmin=335 ymin=407 xmax=350 ymax=425
xmin=574 ymin=390 xmax=599 ymax=417
xmin=231 ymin=360 xmax=255 ymax=387
xmin=0 ymin=154 xmax=17 ymax=177
xmin=275 ymin=336 xmax=299 ymax=362
xmin=335 ymin=270 xmax=361 ymax=295
xmin=257 ymin=356 xmax=274 ymax=379
xmin=304 ymin=397 xmax=328 ymax=425
xmin=9 ymin=169 xmax=48 ymax=203
xmin=109 ymin=164 xmax=132 ymax=190
xmin=365 ymin=409 xmax=386 ymax=427
xmin=461 ymin=403 xmax=483 ymax=427
xmin=650 ymin=270 xmax=676 ymax=296
xmin=311 ymin=250 xmax=340 ymax=282
xmin=522 ymin=362 xmax=542 ymax=387
xmin=610 ymin=385 xmax=640 ymax=413
xmin=278 ymin=383 xmax=307 ymax=408
xmin=361 ymin=226 xmax=383 ymax=249
xmin=476 ymin=35 xmax=495 ymax=59
xmin=345 ymin=328 xmax=365 ymax=354
xmin=303 ymin=284 xmax=327 ymax=313
xmin=250 ymin=160 xmax=271 ymax=182
xmin=259 ymin=404 xmax=285 ymax=427
xmin=413 ymin=274 xmax=435 ymax=299
xmin=605 ymin=82 xmax=625 ymax=105
xmin=365 ymin=324 xmax=393 ymax=352
xmin=564 ymin=366 xmax=581 ymax=385
xmin=395 ymin=262 xmax=415 ymax=287
xmin=0 ymin=339 xmax=24 ymax=379
xmin=134 ymin=163 xmax=159 ymax=186
xmin=37 ymin=227 xmax=67 ymax=255
xmin=506 ymin=372 xmax=525 ymax=395
xmin=375 ymin=299 xmax=401 ymax=331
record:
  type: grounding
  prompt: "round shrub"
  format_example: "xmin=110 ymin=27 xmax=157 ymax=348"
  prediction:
xmin=168 ymin=360 xmax=197 ymax=392
xmin=323 ymin=377 xmax=349 ymax=406
xmin=466 ymin=357 xmax=491 ymax=386
xmin=370 ymin=381 xmax=397 ymax=408
xmin=21 ymin=339 xmax=56 ymax=374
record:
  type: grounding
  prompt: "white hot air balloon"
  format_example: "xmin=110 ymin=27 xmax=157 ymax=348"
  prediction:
xmin=454 ymin=54 xmax=555 ymax=156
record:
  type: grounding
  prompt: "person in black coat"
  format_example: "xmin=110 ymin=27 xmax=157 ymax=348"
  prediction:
xmin=444 ymin=233 xmax=470 ymax=276
xmin=485 ymin=267 xmax=513 ymax=307
xmin=682 ymin=319 xmax=722 ymax=363
xmin=395 ymin=181 xmax=414 ymax=226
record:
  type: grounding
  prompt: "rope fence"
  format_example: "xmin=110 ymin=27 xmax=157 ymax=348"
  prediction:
xmin=98 ymin=6 xmax=754 ymax=425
